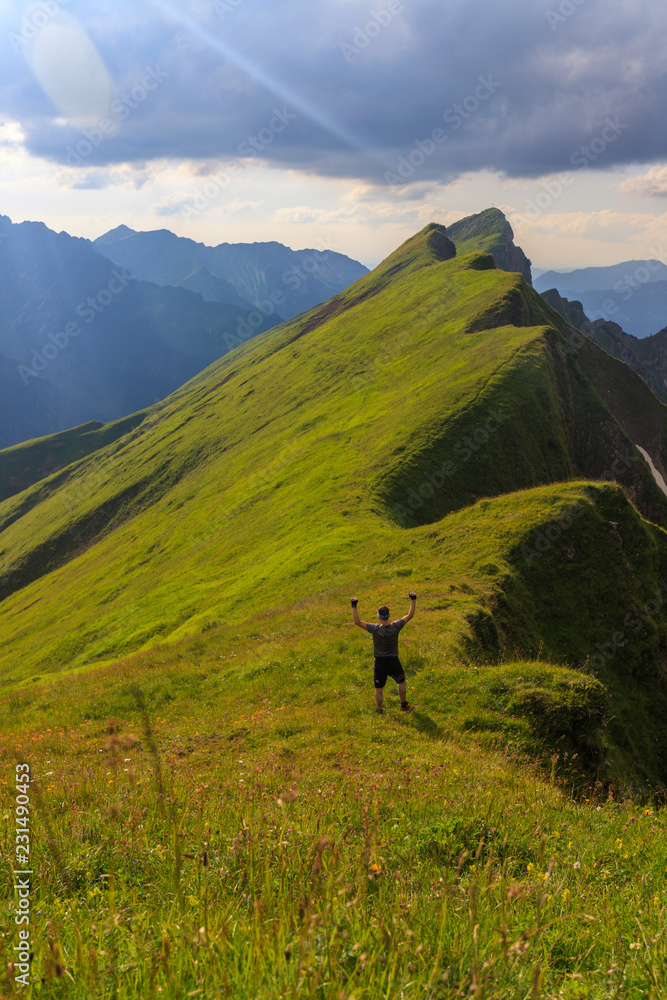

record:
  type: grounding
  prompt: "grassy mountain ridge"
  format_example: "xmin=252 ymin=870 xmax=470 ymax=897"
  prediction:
xmin=1 ymin=234 xmax=666 ymax=612
xmin=3 ymin=223 xmax=667 ymax=791
xmin=0 ymin=412 xmax=149 ymax=503
xmin=5 ymin=220 xmax=667 ymax=996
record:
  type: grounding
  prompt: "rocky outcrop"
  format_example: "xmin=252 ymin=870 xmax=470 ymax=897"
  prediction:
xmin=447 ymin=207 xmax=533 ymax=285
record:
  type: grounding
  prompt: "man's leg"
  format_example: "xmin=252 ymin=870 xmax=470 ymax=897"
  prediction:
xmin=397 ymin=673 xmax=413 ymax=710
xmin=374 ymin=660 xmax=386 ymax=712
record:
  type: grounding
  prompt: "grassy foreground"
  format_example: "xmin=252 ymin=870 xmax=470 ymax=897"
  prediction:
xmin=2 ymin=618 xmax=667 ymax=999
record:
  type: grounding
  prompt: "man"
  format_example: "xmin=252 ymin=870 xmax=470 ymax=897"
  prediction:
xmin=351 ymin=593 xmax=417 ymax=714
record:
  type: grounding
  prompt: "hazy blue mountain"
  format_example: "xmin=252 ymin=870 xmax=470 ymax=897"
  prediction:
xmin=536 ymin=260 xmax=667 ymax=338
xmin=93 ymin=225 xmax=370 ymax=321
xmin=92 ymin=225 xmax=253 ymax=309
xmin=0 ymin=351 xmax=97 ymax=449
xmin=535 ymin=260 xmax=667 ymax=294
xmin=0 ymin=215 xmax=277 ymax=447
xmin=541 ymin=286 xmax=667 ymax=403
xmin=547 ymin=282 xmax=667 ymax=338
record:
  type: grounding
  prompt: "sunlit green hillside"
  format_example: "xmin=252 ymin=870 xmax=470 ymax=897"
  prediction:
xmin=3 ymin=220 xmax=667 ymax=997
xmin=2 ymin=222 xmax=667 ymax=783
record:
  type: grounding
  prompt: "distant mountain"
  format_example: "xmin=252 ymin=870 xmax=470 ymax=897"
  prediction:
xmin=549 ymin=282 xmax=667 ymax=339
xmin=535 ymin=260 xmax=667 ymax=294
xmin=541 ymin=287 xmax=667 ymax=404
xmin=447 ymin=207 xmax=532 ymax=284
xmin=93 ymin=226 xmax=369 ymax=321
xmin=535 ymin=260 xmax=667 ymax=338
xmin=0 ymin=351 xmax=97 ymax=450
xmin=92 ymin=225 xmax=253 ymax=309
xmin=0 ymin=215 xmax=277 ymax=447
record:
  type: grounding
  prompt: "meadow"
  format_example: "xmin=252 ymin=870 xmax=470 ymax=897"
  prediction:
xmin=3 ymin=224 xmax=667 ymax=996
xmin=2 ymin=612 xmax=667 ymax=999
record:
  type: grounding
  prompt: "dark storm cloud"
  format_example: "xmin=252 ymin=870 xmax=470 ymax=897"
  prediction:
xmin=1 ymin=0 xmax=666 ymax=184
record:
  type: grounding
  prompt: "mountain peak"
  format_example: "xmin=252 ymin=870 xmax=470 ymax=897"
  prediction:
xmin=447 ymin=207 xmax=532 ymax=285
xmin=371 ymin=222 xmax=456 ymax=282
xmin=97 ymin=224 xmax=137 ymax=243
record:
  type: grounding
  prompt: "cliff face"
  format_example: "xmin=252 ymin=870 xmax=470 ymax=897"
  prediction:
xmin=447 ymin=207 xmax=533 ymax=285
xmin=501 ymin=238 xmax=533 ymax=285
xmin=541 ymin=287 xmax=667 ymax=405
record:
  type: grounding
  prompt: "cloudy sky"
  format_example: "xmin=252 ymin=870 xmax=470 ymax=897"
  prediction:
xmin=1 ymin=0 xmax=667 ymax=269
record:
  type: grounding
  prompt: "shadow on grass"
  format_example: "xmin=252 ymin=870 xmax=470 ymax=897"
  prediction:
xmin=401 ymin=710 xmax=444 ymax=740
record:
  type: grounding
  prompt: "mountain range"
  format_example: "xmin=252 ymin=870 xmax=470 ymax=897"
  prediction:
xmin=92 ymin=225 xmax=370 ymax=321
xmin=540 ymin=287 xmax=667 ymax=405
xmin=3 ymin=217 xmax=667 ymax=793
xmin=0 ymin=207 xmax=535 ymax=450
xmin=535 ymin=260 xmax=667 ymax=338
xmin=0 ymin=215 xmax=368 ymax=447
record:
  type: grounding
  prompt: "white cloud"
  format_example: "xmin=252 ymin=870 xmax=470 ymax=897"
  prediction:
xmin=617 ymin=165 xmax=667 ymax=198
xmin=0 ymin=119 xmax=25 ymax=147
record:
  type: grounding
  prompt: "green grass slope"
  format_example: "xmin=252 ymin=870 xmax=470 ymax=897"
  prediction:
xmin=4 ymin=223 xmax=667 ymax=997
xmin=2 ymin=223 xmax=667 ymax=789
xmin=0 ymin=411 xmax=150 ymax=503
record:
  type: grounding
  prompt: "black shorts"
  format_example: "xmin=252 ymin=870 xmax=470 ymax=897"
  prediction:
xmin=373 ymin=656 xmax=406 ymax=689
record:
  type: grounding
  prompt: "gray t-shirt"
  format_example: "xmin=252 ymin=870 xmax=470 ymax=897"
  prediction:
xmin=365 ymin=618 xmax=405 ymax=657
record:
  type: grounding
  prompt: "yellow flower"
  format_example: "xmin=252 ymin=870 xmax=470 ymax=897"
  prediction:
xmin=370 ymin=864 xmax=382 ymax=873
xmin=561 ymin=889 xmax=570 ymax=901
xmin=615 ymin=839 xmax=623 ymax=850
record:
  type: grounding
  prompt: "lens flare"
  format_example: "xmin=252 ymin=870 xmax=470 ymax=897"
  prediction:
xmin=28 ymin=16 xmax=114 ymax=127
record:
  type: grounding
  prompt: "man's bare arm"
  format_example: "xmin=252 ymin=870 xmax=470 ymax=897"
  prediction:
xmin=351 ymin=599 xmax=368 ymax=630
xmin=401 ymin=593 xmax=417 ymax=623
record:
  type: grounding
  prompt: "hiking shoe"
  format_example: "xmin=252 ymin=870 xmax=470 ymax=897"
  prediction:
xmin=400 ymin=703 xmax=415 ymax=712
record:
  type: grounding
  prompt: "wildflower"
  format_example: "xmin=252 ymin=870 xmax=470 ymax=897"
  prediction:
xmin=370 ymin=864 xmax=382 ymax=873
xmin=615 ymin=839 xmax=623 ymax=850
xmin=561 ymin=889 xmax=570 ymax=901
xmin=573 ymin=861 xmax=581 ymax=870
